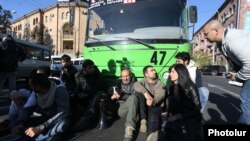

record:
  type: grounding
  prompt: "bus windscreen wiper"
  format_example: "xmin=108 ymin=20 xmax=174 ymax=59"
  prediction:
xmin=115 ymin=37 xmax=155 ymax=49
xmin=88 ymin=37 xmax=115 ymax=51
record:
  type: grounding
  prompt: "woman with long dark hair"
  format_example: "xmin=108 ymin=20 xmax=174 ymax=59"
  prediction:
xmin=161 ymin=64 xmax=202 ymax=141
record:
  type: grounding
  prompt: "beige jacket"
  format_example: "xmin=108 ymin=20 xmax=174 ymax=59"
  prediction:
xmin=134 ymin=79 xmax=166 ymax=107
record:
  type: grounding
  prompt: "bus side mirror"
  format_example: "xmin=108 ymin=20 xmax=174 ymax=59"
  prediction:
xmin=189 ymin=6 xmax=197 ymax=24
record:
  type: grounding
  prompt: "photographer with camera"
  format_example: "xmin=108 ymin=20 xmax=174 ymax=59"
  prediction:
xmin=204 ymin=20 xmax=250 ymax=125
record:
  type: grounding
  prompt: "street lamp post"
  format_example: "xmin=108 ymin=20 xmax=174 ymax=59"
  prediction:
xmin=212 ymin=44 xmax=215 ymax=65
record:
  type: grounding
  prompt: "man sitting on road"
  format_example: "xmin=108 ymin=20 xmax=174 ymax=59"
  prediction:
xmin=133 ymin=65 xmax=166 ymax=141
xmin=10 ymin=73 xmax=70 ymax=141
xmin=109 ymin=68 xmax=147 ymax=141
xmin=1 ymin=66 xmax=65 ymax=131
xmin=72 ymin=59 xmax=105 ymax=131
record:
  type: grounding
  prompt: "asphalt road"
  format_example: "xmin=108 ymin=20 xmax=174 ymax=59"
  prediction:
xmin=0 ymin=75 xmax=242 ymax=141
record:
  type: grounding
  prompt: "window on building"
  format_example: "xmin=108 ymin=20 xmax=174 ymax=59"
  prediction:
xmin=33 ymin=19 xmax=35 ymax=25
xmin=50 ymin=14 xmax=53 ymax=22
xmin=36 ymin=18 xmax=38 ymax=24
xmin=229 ymin=8 xmax=233 ymax=15
xmin=66 ymin=11 xmax=69 ymax=19
xmin=63 ymin=44 xmax=73 ymax=50
xmin=45 ymin=16 xmax=48 ymax=23
xmin=233 ymin=4 xmax=236 ymax=15
xmin=62 ymin=12 xmax=64 ymax=20
xmin=223 ymin=13 xmax=227 ymax=21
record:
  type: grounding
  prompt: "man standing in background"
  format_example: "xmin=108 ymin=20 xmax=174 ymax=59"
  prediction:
xmin=0 ymin=34 xmax=26 ymax=94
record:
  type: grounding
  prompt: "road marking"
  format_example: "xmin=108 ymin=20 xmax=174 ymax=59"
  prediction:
xmin=208 ymin=83 xmax=240 ymax=98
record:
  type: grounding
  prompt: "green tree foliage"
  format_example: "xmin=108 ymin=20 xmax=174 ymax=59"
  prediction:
xmin=192 ymin=50 xmax=211 ymax=68
xmin=0 ymin=5 xmax=12 ymax=33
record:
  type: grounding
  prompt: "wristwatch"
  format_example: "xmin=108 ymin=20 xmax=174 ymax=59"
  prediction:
xmin=37 ymin=124 xmax=45 ymax=131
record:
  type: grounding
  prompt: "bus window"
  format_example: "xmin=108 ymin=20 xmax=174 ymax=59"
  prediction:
xmin=43 ymin=50 xmax=51 ymax=61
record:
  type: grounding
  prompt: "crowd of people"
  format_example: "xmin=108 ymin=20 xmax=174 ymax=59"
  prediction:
xmin=1 ymin=19 xmax=249 ymax=141
xmin=0 ymin=53 xmax=204 ymax=141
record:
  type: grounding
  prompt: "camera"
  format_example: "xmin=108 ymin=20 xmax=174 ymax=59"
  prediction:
xmin=225 ymin=73 xmax=232 ymax=79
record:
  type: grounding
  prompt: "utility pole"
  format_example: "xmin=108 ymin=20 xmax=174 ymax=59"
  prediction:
xmin=212 ymin=44 xmax=215 ymax=65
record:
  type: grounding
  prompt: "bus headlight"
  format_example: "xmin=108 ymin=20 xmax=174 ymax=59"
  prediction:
xmin=162 ymin=72 xmax=169 ymax=80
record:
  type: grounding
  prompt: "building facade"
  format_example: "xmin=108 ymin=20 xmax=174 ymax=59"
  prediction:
xmin=192 ymin=0 xmax=249 ymax=69
xmin=10 ymin=1 xmax=88 ymax=57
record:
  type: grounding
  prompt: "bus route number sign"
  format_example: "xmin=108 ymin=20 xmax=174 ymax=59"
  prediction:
xmin=150 ymin=51 xmax=166 ymax=65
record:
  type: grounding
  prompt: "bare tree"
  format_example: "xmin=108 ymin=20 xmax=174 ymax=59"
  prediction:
xmin=43 ymin=28 xmax=53 ymax=48
xmin=23 ymin=23 xmax=31 ymax=41
xmin=31 ymin=24 xmax=44 ymax=44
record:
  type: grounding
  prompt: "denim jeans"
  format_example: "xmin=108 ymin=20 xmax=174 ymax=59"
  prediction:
xmin=9 ymin=89 xmax=30 ymax=121
xmin=35 ymin=118 xmax=70 ymax=141
xmin=198 ymin=87 xmax=209 ymax=112
xmin=238 ymin=79 xmax=250 ymax=125
xmin=6 ymin=115 xmax=70 ymax=141
xmin=0 ymin=71 xmax=17 ymax=94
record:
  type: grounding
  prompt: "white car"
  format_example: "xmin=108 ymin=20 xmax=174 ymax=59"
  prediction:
xmin=50 ymin=55 xmax=62 ymax=72
xmin=71 ymin=57 xmax=84 ymax=71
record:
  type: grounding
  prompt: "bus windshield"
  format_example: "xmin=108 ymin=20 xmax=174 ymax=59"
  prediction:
xmin=87 ymin=0 xmax=186 ymax=41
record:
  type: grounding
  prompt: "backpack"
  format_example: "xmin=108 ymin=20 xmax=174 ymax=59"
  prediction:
xmin=0 ymin=38 xmax=26 ymax=72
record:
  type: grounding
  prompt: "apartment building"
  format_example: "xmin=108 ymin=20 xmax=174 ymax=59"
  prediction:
xmin=10 ymin=1 xmax=88 ymax=57
xmin=192 ymin=0 xmax=249 ymax=68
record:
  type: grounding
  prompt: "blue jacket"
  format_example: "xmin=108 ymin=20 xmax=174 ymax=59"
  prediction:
xmin=17 ymin=81 xmax=69 ymax=128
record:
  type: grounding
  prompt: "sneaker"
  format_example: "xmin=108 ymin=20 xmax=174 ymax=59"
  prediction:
xmin=124 ymin=126 xmax=134 ymax=141
xmin=139 ymin=119 xmax=147 ymax=133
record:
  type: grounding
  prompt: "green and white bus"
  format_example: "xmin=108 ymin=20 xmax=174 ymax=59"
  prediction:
xmin=84 ymin=0 xmax=197 ymax=86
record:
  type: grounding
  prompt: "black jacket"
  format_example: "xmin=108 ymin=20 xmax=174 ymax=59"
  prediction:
xmin=166 ymin=83 xmax=201 ymax=121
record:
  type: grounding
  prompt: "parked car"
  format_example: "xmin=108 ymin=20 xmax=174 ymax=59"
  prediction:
xmin=50 ymin=55 xmax=62 ymax=72
xmin=71 ymin=57 xmax=84 ymax=71
xmin=201 ymin=65 xmax=226 ymax=76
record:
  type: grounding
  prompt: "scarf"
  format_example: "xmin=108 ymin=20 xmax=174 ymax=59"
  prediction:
xmin=37 ymin=81 xmax=57 ymax=109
